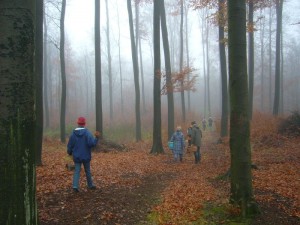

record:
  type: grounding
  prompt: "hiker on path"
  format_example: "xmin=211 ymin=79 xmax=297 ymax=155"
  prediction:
xmin=201 ymin=118 xmax=207 ymax=131
xmin=170 ymin=126 xmax=185 ymax=162
xmin=191 ymin=121 xmax=202 ymax=164
xmin=67 ymin=117 xmax=100 ymax=192
xmin=208 ymin=117 xmax=213 ymax=130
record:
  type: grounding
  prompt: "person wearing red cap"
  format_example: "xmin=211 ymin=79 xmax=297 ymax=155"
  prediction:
xmin=67 ymin=117 xmax=100 ymax=192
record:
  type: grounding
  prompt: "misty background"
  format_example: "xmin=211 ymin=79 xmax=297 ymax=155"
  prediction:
xmin=43 ymin=0 xmax=300 ymax=141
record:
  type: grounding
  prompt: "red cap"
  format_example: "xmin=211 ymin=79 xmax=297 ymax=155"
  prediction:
xmin=77 ymin=117 xmax=86 ymax=126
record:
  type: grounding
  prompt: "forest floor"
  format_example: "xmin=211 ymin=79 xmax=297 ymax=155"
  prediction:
xmin=37 ymin=117 xmax=300 ymax=225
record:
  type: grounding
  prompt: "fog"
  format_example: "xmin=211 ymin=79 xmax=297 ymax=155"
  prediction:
xmin=43 ymin=0 xmax=300 ymax=138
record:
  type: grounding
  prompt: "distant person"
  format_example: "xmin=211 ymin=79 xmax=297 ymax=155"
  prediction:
xmin=191 ymin=121 xmax=203 ymax=164
xmin=67 ymin=117 xmax=100 ymax=192
xmin=202 ymin=118 xmax=207 ymax=131
xmin=170 ymin=126 xmax=185 ymax=162
xmin=187 ymin=124 xmax=193 ymax=150
xmin=208 ymin=117 xmax=213 ymax=130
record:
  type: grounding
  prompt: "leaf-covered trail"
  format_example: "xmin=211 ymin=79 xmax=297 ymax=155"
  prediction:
xmin=37 ymin=129 xmax=300 ymax=224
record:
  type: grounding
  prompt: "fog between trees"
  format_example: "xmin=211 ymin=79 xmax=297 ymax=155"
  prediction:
xmin=44 ymin=0 xmax=300 ymax=136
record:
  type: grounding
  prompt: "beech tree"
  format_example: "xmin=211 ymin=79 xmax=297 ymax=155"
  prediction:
xmin=228 ymin=0 xmax=259 ymax=216
xmin=0 ymin=1 xmax=37 ymax=224
xmin=95 ymin=0 xmax=103 ymax=135
xmin=127 ymin=0 xmax=142 ymax=141
xmin=151 ymin=0 xmax=164 ymax=154
xmin=59 ymin=0 xmax=66 ymax=143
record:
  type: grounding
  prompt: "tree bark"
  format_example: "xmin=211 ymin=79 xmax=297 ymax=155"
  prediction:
xmin=105 ymin=0 xmax=113 ymax=122
xmin=95 ymin=0 xmax=103 ymax=135
xmin=228 ymin=0 xmax=259 ymax=216
xmin=60 ymin=0 xmax=66 ymax=143
xmin=248 ymin=0 xmax=254 ymax=120
xmin=35 ymin=0 xmax=44 ymax=165
xmin=180 ymin=0 xmax=186 ymax=123
xmin=160 ymin=0 xmax=174 ymax=140
xmin=127 ymin=0 xmax=142 ymax=141
xmin=151 ymin=0 xmax=164 ymax=154
xmin=218 ymin=0 xmax=229 ymax=137
xmin=0 ymin=1 xmax=37 ymax=223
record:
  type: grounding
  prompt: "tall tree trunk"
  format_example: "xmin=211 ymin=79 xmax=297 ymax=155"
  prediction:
xmin=105 ymin=0 xmax=113 ymax=122
xmin=268 ymin=7 xmax=273 ymax=113
xmin=116 ymin=2 xmax=124 ymax=114
xmin=205 ymin=17 xmax=211 ymax=117
xmin=228 ymin=0 xmax=259 ymax=216
xmin=0 ymin=1 xmax=37 ymax=223
xmin=95 ymin=0 xmax=103 ymax=135
xmin=43 ymin=4 xmax=50 ymax=129
xmin=260 ymin=8 xmax=265 ymax=112
xmin=248 ymin=0 xmax=254 ymax=119
xmin=139 ymin=36 xmax=146 ymax=113
xmin=185 ymin=2 xmax=191 ymax=112
xmin=279 ymin=31 xmax=284 ymax=114
xmin=127 ymin=0 xmax=142 ymax=141
xmin=200 ymin=10 xmax=207 ymax=116
xmin=180 ymin=0 xmax=186 ymax=123
xmin=151 ymin=0 xmax=164 ymax=154
xmin=218 ymin=0 xmax=229 ymax=137
xmin=60 ymin=0 xmax=66 ymax=143
xmin=160 ymin=0 xmax=174 ymax=140
xmin=35 ymin=0 xmax=44 ymax=166
xmin=273 ymin=0 xmax=283 ymax=116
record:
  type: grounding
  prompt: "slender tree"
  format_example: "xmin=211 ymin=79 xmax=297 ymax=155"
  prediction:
xmin=105 ymin=0 xmax=113 ymax=122
xmin=228 ymin=0 xmax=259 ymax=216
xmin=116 ymin=1 xmax=124 ymax=114
xmin=0 ymin=1 xmax=37 ymax=223
xmin=160 ymin=0 xmax=174 ymax=140
xmin=273 ymin=0 xmax=283 ymax=116
xmin=150 ymin=0 xmax=164 ymax=154
xmin=179 ymin=0 xmax=186 ymax=122
xmin=59 ymin=0 xmax=66 ymax=143
xmin=43 ymin=2 xmax=50 ymax=129
xmin=248 ymin=0 xmax=254 ymax=119
xmin=127 ymin=0 xmax=142 ymax=141
xmin=95 ymin=0 xmax=103 ymax=135
xmin=35 ymin=0 xmax=44 ymax=165
xmin=218 ymin=0 xmax=229 ymax=137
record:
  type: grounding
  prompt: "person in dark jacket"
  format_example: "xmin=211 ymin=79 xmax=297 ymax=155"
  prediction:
xmin=191 ymin=121 xmax=202 ymax=164
xmin=67 ymin=117 xmax=100 ymax=192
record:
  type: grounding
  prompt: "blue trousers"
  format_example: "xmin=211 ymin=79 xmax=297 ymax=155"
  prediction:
xmin=194 ymin=147 xmax=201 ymax=163
xmin=73 ymin=161 xmax=95 ymax=189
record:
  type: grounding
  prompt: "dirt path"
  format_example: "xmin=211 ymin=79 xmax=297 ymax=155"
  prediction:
xmin=37 ymin=131 xmax=300 ymax=224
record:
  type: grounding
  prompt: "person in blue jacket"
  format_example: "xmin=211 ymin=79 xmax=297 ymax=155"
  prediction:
xmin=170 ymin=126 xmax=185 ymax=162
xmin=67 ymin=117 xmax=100 ymax=192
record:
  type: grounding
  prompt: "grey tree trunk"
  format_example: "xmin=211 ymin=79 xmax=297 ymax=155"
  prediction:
xmin=95 ymin=0 xmax=103 ymax=135
xmin=60 ymin=0 xmax=66 ymax=143
xmin=273 ymin=0 xmax=283 ymax=116
xmin=180 ymin=0 xmax=186 ymax=123
xmin=151 ymin=0 xmax=164 ymax=154
xmin=160 ymin=0 xmax=174 ymax=140
xmin=185 ymin=3 xmax=191 ymax=112
xmin=127 ymin=0 xmax=142 ymax=141
xmin=43 ymin=3 xmax=50 ymax=129
xmin=35 ymin=0 xmax=44 ymax=166
xmin=0 ymin=1 xmax=37 ymax=224
xmin=248 ymin=1 xmax=254 ymax=119
xmin=105 ymin=0 xmax=113 ymax=122
xmin=218 ymin=0 xmax=229 ymax=137
xmin=116 ymin=3 xmax=124 ymax=114
xmin=259 ymin=8 xmax=266 ymax=112
xmin=228 ymin=0 xmax=259 ymax=217
xmin=268 ymin=7 xmax=273 ymax=113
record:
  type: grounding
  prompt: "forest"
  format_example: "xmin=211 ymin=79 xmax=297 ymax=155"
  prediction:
xmin=0 ymin=0 xmax=299 ymax=224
